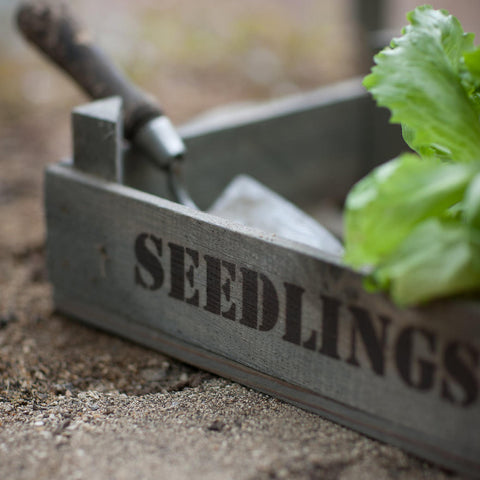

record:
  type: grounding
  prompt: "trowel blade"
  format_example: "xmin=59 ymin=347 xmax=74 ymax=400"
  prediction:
xmin=208 ymin=175 xmax=344 ymax=256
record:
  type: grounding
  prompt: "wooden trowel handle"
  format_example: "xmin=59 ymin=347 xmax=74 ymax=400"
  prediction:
xmin=16 ymin=2 xmax=163 ymax=140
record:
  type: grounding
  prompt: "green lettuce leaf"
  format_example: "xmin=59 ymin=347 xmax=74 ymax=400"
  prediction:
xmin=463 ymin=47 xmax=480 ymax=116
xmin=344 ymin=153 xmax=476 ymax=267
xmin=363 ymin=6 xmax=480 ymax=162
xmin=343 ymin=6 xmax=480 ymax=305
xmin=464 ymin=173 xmax=480 ymax=230
xmin=366 ymin=218 xmax=480 ymax=305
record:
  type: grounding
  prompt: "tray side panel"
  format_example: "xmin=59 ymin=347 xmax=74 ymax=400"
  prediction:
xmin=45 ymin=164 xmax=480 ymax=476
xmin=123 ymin=79 xmax=405 ymax=209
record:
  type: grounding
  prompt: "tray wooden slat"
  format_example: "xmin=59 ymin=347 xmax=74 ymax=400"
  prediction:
xmin=46 ymin=164 xmax=480 ymax=477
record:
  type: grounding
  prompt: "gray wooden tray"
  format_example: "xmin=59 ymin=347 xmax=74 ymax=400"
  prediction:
xmin=45 ymin=78 xmax=480 ymax=477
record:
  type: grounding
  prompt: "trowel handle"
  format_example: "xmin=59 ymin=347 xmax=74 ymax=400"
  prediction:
xmin=16 ymin=2 xmax=162 ymax=140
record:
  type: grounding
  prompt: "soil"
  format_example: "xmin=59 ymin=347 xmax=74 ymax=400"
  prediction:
xmin=0 ymin=1 xmax=472 ymax=479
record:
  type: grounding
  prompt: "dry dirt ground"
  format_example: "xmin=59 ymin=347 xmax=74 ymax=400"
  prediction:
xmin=0 ymin=1 xmax=476 ymax=479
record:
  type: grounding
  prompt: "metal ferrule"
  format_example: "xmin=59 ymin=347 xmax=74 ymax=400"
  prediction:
xmin=132 ymin=115 xmax=197 ymax=209
xmin=133 ymin=115 xmax=186 ymax=170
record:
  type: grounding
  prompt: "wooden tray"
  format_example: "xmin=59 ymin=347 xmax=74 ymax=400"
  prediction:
xmin=45 ymin=78 xmax=480 ymax=477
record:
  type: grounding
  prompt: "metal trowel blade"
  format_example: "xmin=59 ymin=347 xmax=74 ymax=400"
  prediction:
xmin=208 ymin=175 xmax=344 ymax=256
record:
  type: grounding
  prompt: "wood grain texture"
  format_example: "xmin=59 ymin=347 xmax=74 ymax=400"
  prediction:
xmin=45 ymin=163 xmax=480 ymax=477
xmin=73 ymin=97 xmax=123 ymax=182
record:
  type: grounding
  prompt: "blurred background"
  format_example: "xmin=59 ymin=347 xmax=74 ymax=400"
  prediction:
xmin=0 ymin=1 xmax=479 ymax=248
xmin=1 ymin=0 xmax=479 ymax=130
xmin=0 ymin=0 xmax=479 ymax=148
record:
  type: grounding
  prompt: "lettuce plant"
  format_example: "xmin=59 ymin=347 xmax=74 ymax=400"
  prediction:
xmin=343 ymin=6 xmax=480 ymax=305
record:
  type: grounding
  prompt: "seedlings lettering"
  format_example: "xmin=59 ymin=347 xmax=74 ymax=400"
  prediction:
xmin=134 ymin=232 xmax=479 ymax=407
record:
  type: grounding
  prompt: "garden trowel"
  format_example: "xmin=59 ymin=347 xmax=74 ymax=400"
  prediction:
xmin=17 ymin=2 xmax=343 ymax=255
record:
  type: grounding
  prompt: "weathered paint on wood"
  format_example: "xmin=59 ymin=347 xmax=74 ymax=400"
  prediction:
xmin=45 ymin=165 xmax=480 ymax=477
xmin=72 ymin=96 xmax=123 ymax=183
xmin=45 ymin=80 xmax=479 ymax=477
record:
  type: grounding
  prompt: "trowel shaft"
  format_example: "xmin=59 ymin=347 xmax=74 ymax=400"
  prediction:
xmin=16 ymin=2 xmax=184 ymax=170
